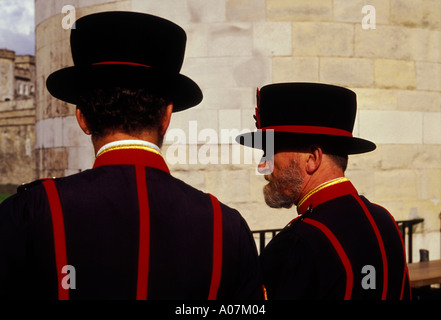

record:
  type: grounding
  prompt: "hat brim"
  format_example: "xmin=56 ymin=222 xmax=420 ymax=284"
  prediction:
xmin=236 ymin=131 xmax=376 ymax=155
xmin=46 ymin=65 xmax=202 ymax=112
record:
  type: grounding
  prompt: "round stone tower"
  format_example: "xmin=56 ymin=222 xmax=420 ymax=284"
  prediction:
xmin=35 ymin=0 xmax=441 ymax=260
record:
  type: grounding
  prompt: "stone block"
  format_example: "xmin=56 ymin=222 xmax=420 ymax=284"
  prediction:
xmin=345 ymin=169 xmax=375 ymax=199
xmin=253 ymin=22 xmax=292 ymax=56
xmin=219 ymin=109 xmax=242 ymax=132
xmin=235 ymin=200 xmax=293 ymax=232
xmin=381 ymin=144 xmax=416 ymax=170
xmin=36 ymin=39 xmax=75 ymax=120
xmin=397 ymin=90 xmax=441 ymax=112
xmin=35 ymin=117 xmax=64 ymax=148
xmin=390 ymin=0 xmax=423 ymax=27
xmin=132 ymin=0 xmax=226 ymax=24
xmin=76 ymin=0 xmax=131 ymax=18
xmin=416 ymin=62 xmax=441 ymax=92
xmin=292 ymin=22 xmax=354 ymax=57
xmin=77 ymin=0 xmax=123 ymax=8
xmin=266 ymin=0 xmax=333 ymax=21
xmin=272 ymin=57 xmax=319 ymax=83
xmin=411 ymin=145 xmax=441 ymax=169
xmin=204 ymin=169 xmax=250 ymax=203
xmin=208 ymin=23 xmax=253 ymax=57
xmin=171 ymin=170 xmax=206 ymax=191
xmin=67 ymin=146 xmax=94 ymax=171
xmin=358 ymin=110 xmax=423 ymax=144
xmin=0 ymin=57 xmax=15 ymax=101
xmin=180 ymin=57 xmax=236 ymax=89
xmin=374 ymin=59 xmax=416 ymax=89
xmin=373 ymin=169 xmax=420 ymax=201
xmin=35 ymin=12 xmax=70 ymax=50
xmin=226 ymin=0 xmax=266 ymax=22
xmin=133 ymin=0 xmax=191 ymax=24
xmin=182 ymin=24 xmax=209 ymax=58
xmin=320 ymin=57 xmax=374 ymax=87
xmin=401 ymin=200 xmax=441 ymax=233
xmin=422 ymin=0 xmax=441 ymax=29
xmin=355 ymin=25 xmax=412 ymax=60
xmin=232 ymin=56 xmax=272 ymax=88
xmin=333 ymin=0 xmax=390 ymax=24
xmin=347 ymin=145 xmax=382 ymax=170
xmin=62 ymin=115 xmax=91 ymax=147
xmin=202 ymin=87 xmax=253 ymax=110
xmin=36 ymin=0 xmax=131 ymax=26
xmin=421 ymin=169 xmax=441 ymax=200
xmin=42 ymin=147 xmax=68 ymax=171
xmin=423 ymin=112 xmax=441 ymax=145
xmin=165 ymin=108 xmax=219 ymax=145
xmin=410 ymin=29 xmax=441 ymax=63
xmin=35 ymin=0 xmax=70 ymax=27
xmin=353 ymin=88 xmax=397 ymax=110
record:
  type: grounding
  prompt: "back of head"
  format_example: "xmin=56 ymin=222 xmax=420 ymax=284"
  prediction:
xmin=77 ymin=87 xmax=170 ymax=138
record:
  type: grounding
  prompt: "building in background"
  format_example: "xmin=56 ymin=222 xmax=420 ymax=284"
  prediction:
xmin=33 ymin=0 xmax=441 ymax=261
xmin=0 ymin=48 xmax=36 ymax=194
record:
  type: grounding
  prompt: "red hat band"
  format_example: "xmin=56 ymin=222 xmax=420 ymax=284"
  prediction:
xmin=261 ymin=125 xmax=353 ymax=137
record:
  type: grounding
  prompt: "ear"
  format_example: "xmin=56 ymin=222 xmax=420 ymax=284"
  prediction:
xmin=75 ymin=108 xmax=91 ymax=135
xmin=159 ymin=103 xmax=173 ymax=136
xmin=305 ymin=145 xmax=322 ymax=175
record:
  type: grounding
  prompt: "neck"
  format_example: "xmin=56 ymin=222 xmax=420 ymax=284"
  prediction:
xmin=92 ymin=131 xmax=162 ymax=155
xmin=297 ymin=158 xmax=345 ymax=205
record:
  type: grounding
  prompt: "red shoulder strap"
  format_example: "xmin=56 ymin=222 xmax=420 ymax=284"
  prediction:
xmin=42 ymin=179 xmax=69 ymax=300
xmin=303 ymin=218 xmax=353 ymax=300
xmin=352 ymin=195 xmax=388 ymax=300
xmin=135 ymin=165 xmax=151 ymax=300
xmin=208 ymin=194 xmax=223 ymax=300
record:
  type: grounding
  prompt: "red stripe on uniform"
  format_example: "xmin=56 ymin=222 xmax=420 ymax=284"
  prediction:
xmin=353 ymin=195 xmax=388 ymax=300
xmin=303 ymin=218 xmax=353 ymax=300
xmin=208 ymin=194 xmax=223 ymax=300
xmin=135 ymin=166 xmax=150 ymax=300
xmin=373 ymin=203 xmax=410 ymax=300
xmin=43 ymin=179 xmax=69 ymax=300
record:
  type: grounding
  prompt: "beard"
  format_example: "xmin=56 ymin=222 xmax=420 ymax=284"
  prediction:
xmin=263 ymin=159 xmax=303 ymax=209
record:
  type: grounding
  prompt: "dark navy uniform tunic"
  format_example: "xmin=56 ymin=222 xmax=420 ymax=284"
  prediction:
xmin=260 ymin=178 xmax=411 ymax=300
xmin=0 ymin=145 xmax=262 ymax=300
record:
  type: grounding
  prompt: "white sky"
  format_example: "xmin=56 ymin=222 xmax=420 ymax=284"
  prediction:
xmin=0 ymin=0 xmax=35 ymax=55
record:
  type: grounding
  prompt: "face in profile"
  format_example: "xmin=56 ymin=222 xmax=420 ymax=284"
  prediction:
xmin=259 ymin=152 xmax=304 ymax=209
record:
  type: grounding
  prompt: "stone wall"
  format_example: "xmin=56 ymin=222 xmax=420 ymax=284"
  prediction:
xmin=35 ymin=0 xmax=441 ymax=260
xmin=0 ymin=50 xmax=36 ymax=193
xmin=0 ymin=49 xmax=15 ymax=102
xmin=0 ymin=99 xmax=36 ymax=193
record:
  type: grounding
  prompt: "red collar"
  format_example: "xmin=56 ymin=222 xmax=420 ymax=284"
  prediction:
xmin=93 ymin=147 xmax=170 ymax=174
xmin=297 ymin=178 xmax=358 ymax=215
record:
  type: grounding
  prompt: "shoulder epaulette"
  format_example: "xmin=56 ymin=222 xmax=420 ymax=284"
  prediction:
xmin=17 ymin=178 xmax=52 ymax=193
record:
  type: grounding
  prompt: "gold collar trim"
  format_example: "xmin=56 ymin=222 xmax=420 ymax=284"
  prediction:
xmin=96 ymin=144 xmax=163 ymax=158
xmin=297 ymin=177 xmax=349 ymax=209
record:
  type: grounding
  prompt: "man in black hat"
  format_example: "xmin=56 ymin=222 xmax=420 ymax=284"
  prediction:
xmin=0 ymin=12 xmax=262 ymax=300
xmin=237 ymin=83 xmax=411 ymax=300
